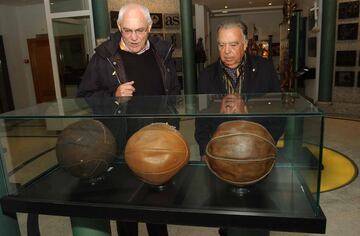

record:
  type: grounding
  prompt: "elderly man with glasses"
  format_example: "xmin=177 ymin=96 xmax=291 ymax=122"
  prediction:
xmin=78 ymin=3 xmax=179 ymax=236
xmin=195 ymin=20 xmax=284 ymax=236
xmin=79 ymin=3 xmax=179 ymax=98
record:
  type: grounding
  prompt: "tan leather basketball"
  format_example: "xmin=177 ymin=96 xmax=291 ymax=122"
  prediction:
xmin=125 ymin=123 xmax=190 ymax=185
xmin=205 ymin=120 xmax=277 ymax=187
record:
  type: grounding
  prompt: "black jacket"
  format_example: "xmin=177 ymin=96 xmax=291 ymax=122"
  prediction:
xmin=195 ymin=55 xmax=284 ymax=156
xmin=77 ymin=32 xmax=180 ymax=155
xmin=197 ymin=55 xmax=280 ymax=94
xmin=78 ymin=31 xmax=180 ymax=98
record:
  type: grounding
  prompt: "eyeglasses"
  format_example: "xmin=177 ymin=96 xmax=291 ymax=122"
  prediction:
xmin=121 ymin=27 xmax=148 ymax=37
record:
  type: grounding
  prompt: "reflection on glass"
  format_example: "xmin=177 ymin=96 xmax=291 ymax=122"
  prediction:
xmin=50 ymin=0 xmax=89 ymax=13
xmin=52 ymin=16 xmax=93 ymax=97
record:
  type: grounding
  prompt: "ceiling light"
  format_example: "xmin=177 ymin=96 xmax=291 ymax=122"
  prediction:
xmin=268 ymin=2 xmax=272 ymax=6
xmin=224 ymin=5 xmax=228 ymax=9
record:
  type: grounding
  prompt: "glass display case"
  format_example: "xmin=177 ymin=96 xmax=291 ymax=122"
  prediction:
xmin=0 ymin=93 xmax=326 ymax=234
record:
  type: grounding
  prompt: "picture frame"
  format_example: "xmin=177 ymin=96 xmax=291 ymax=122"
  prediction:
xmin=336 ymin=50 xmax=357 ymax=66
xmin=110 ymin=11 xmax=119 ymax=29
xmin=164 ymin=33 xmax=182 ymax=49
xmin=271 ymin=43 xmax=280 ymax=57
xmin=164 ymin=14 xmax=180 ymax=29
xmin=338 ymin=1 xmax=360 ymax=19
xmin=308 ymin=37 xmax=317 ymax=57
xmin=337 ymin=23 xmax=358 ymax=40
xmin=150 ymin=13 xmax=163 ymax=29
xmin=335 ymin=71 xmax=355 ymax=87
xmin=149 ymin=33 xmax=164 ymax=40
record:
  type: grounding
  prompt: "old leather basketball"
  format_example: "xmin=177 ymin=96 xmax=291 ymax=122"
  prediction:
xmin=125 ymin=123 xmax=190 ymax=186
xmin=56 ymin=120 xmax=117 ymax=179
xmin=205 ymin=120 xmax=277 ymax=186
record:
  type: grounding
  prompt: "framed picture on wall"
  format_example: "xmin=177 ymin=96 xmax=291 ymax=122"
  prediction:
xmin=338 ymin=1 xmax=360 ymax=19
xmin=164 ymin=14 xmax=180 ymax=29
xmin=150 ymin=13 xmax=163 ymax=29
xmin=164 ymin=33 xmax=182 ymax=49
xmin=336 ymin=50 xmax=357 ymax=66
xmin=271 ymin=43 xmax=280 ymax=56
xmin=308 ymin=37 xmax=317 ymax=57
xmin=335 ymin=71 xmax=355 ymax=87
xmin=110 ymin=11 xmax=119 ymax=29
xmin=337 ymin=23 xmax=358 ymax=40
xmin=149 ymin=33 xmax=164 ymax=40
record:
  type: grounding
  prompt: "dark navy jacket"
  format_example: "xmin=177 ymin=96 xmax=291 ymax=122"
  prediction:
xmin=77 ymin=32 xmax=180 ymax=155
xmin=78 ymin=31 xmax=180 ymax=98
xmin=197 ymin=55 xmax=280 ymax=94
xmin=195 ymin=55 xmax=285 ymax=156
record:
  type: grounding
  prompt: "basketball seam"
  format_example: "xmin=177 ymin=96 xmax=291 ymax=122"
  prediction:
xmin=218 ymin=120 xmax=275 ymax=143
xmin=207 ymin=132 xmax=277 ymax=150
xmin=205 ymin=157 xmax=276 ymax=186
xmin=206 ymin=155 xmax=276 ymax=162
xmin=62 ymin=159 xmax=108 ymax=178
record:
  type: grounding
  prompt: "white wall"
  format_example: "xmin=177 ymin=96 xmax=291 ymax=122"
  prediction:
xmin=108 ymin=0 xmax=179 ymax=14
xmin=0 ymin=3 xmax=47 ymax=109
xmin=297 ymin=0 xmax=322 ymax=102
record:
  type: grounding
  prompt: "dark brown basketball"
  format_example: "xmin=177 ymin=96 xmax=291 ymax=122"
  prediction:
xmin=125 ymin=123 xmax=189 ymax=185
xmin=205 ymin=120 xmax=277 ymax=186
xmin=56 ymin=120 xmax=117 ymax=179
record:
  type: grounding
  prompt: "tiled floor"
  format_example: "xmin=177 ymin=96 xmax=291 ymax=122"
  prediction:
xmin=2 ymin=117 xmax=359 ymax=236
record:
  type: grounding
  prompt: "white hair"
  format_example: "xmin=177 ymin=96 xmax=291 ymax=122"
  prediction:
xmin=117 ymin=3 xmax=152 ymax=26
xmin=217 ymin=20 xmax=248 ymax=45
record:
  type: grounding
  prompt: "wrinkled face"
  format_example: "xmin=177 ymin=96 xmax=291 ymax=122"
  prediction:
xmin=217 ymin=27 xmax=247 ymax=69
xmin=118 ymin=8 xmax=151 ymax=53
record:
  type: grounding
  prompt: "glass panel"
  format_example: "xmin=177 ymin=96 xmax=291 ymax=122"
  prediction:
xmin=0 ymin=93 xmax=322 ymax=118
xmin=50 ymin=0 xmax=89 ymax=13
xmin=52 ymin=16 xmax=93 ymax=98
xmin=0 ymin=93 xmax=325 ymax=226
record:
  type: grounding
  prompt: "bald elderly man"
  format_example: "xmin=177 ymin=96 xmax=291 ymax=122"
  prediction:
xmin=78 ymin=3 xmax=179 ymax=236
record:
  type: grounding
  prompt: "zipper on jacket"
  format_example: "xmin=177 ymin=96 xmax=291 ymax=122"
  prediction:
xmin=106 ymin=57 xmax=121 ymax=85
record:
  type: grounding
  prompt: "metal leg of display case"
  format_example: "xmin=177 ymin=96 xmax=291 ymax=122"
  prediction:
xmin=27 ymin=214 xmax=40 ymax=236
xmin=0 ymin=151 xmax=21 ymax=236
xmin=70 ymin=217 xmax=111 ymax=236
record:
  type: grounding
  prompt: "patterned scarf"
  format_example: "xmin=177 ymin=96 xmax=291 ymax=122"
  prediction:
xmin=221 ymin=54 xmax=246 ymax=94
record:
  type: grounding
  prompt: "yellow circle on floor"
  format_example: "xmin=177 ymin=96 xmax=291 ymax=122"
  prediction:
xmin=277 ymin=140 xmax=358 ymax=192
xmin=319 ymin=147 xmax=358 ymax=192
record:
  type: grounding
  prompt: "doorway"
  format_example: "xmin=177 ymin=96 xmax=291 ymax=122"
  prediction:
xmin=0 ymin=35 xmax=14 ymax=113
xmin=27 ymin=36 xmax=57 ymax=103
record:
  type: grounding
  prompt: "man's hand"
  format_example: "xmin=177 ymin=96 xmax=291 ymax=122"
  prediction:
xmin=220 ymin=94 xmax=248 ymax=114
xmin=115 ymin=81 xmax=135 ymax=97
